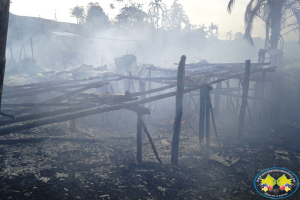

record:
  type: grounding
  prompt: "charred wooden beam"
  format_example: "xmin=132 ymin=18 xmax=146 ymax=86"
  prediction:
xmin=199 ymin=87 xmax=206 ymax=144
xmin=205 ymin=86 xmax=212 ymax=148
xmin=238 ymin=60 xmax=251 ymax=137
xmin=137 ymin=113 xmax=143 ymax=164
xmin=1 ymin=103 xmax=70 ymax=107
xmin=171 ymin=55 xmax=186 ymax=166
xmin=214 ymin=81 xmax=221 ymax=118
xmin=140 ymin=118 xmax=162 ymax=164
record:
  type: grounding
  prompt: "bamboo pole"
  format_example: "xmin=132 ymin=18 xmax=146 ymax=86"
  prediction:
xmin=0 ymin=0 xmax=10 ymax=111
xmin=171 ymin=55 xmax=186 ymax=166
xmin=238 ymin=60 xmax=251 ymax=137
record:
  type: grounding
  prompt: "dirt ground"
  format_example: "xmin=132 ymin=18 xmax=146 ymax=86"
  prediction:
xmin=0 ymin=116 xmax=299 ymax=200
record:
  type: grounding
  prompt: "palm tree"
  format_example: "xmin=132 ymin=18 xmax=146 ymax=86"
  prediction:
xmin=226 ymin=30 xmax=233 ymax=40
xmin=208 ymin=23 xmax=218 ymax=38
xmin=227 ymin=0 xmax=300 ymax=49
xmin=161 ymin=10 xmax=171 ymax=29
xmin=70 ymin=5 xmax=85 ymax=24
xmin=169 ymin=0 xmax=190 ymax=30
xmin=148 ymin=0 xmax=167 ymax=29
xmin=234 ymin=32 xmax=244 ymax=40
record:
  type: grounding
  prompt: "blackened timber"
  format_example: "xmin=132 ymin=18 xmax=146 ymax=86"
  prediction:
xmin=174 ymin=62 xmax=271 ymax=67
xmin=137 ymin=113 xmax=143 ymax=164
xmin=238 ymin=60 xmax=251 ymax=137
xmin=0 ymin=63 xmax=271 ymax=135
xmin=46 ymin=82 xmax=109 ymax=103
xmin=205 ymin=87 xmax=212 ymax=148
xmin=1 ymin=103 xmax=70 ymax=107
xmin=199 ymin=87 xmax=206 ymax=144
xmin=0 ymin=94 xmax=138 ymax=127
xmin=131 ymin=84 xmax=176 ymax=97
xmin=7 ymin=75 xmax=120 ymax=90
xmin=0 ymin=0 xmax=10 ymax=110
xmin=214 ymin=81 xmax=221 ymax=118
xmin=207 ymin=92 xmax=221 ymax=148
xmin=0 ymin=105 xmax=93 ymax=127
xmin=171 ymin=55 xmax=186 ymax=166
xmin=0 ymin=85 xmax=206 ymax=135
xmin=259 ymin=71 xmax=266 ymax=122
xmin=140 ymin=118 xmax=162 ymax=164
xmin=3 ymin=80 xmax=116 ymax=99
xmin=209 ymin=67 xmax=276 ymax=85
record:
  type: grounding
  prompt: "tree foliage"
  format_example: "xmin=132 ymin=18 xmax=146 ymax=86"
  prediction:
xmin=228 ymin=0 xmax=300 ymax=48
xmin=115 ymin=4 xmax=148 ymax=27
xmin=86 ymin=2 xmax=110 ymax=28
xmin=148 ymin=0 xmax=167 ymax=29
xmin=70 ymin=5 xmax=85 ymax=24
xmin=169 ymin=0 xmax=190 ymax=30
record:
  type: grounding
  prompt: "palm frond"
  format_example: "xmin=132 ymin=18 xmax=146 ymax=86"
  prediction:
xmin=227 ymin=0 xmax=236 ymax=13
xmin=292 ymin=8 xmax=300 ymax=44
xmin=244 ymin=0 xmax=264 ymax=45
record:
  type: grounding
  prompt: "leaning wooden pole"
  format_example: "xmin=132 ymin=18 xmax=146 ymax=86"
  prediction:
xmin=171 ymin=55 xmax=186 ymax=166
xmin=0 ymin=0 xmax=10 ymax=111
xmin=140 ymin=119 xmax=162 ymax=164
xmin=238 ymin=60 xmax=251 ymax=138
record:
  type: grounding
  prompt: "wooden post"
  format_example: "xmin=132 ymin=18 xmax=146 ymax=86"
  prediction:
xmin=259 ymin=71 xmax=266 ymax=123
xmin=0 ymin=0 xmax=10 ymax=111
xmin=30 ymin=38 xmax=34 ymax=70
xmin=226 ymin=80 xmax=230 ymax=111
xmin=199 ymin=87 xmax=206 ymax=144
xmin=171 ymin=55 xmax=186 ymax=166
xmin=148 ymin=69 xmax=151 ymax=122
xmin=137 ymin=113 xmax=143 ymax=164
xmin=238 ymin=60 xmax=251 ymax=137
xmin=205 ymin=86 xmax=212 ymax=148
xmin=237 ymin=79 xmax=241 ymax=115
xmin=214 ymin=81 xmax=221 ymax=118
xmin=273 ymin=77 xmax=282 ymax=125
xmin=139 ymin=80 xmax=146 ymax=139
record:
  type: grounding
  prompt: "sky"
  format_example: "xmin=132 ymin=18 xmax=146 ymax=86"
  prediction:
xmin=9 ymin=0 xmax=296 ymax=40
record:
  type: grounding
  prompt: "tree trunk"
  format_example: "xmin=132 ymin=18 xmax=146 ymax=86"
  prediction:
xmin=0 ymin=0 xmax=10 ymax=111
xmin=269 ymin=0 xmax=283 ymax=49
